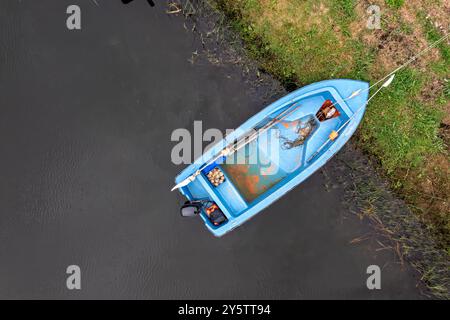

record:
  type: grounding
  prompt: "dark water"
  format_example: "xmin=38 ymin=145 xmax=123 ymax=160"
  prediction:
xmin=0 ymin=0 xmax=422 ymax=299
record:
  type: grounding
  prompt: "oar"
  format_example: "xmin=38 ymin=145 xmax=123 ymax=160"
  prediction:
xmin=306 ymin=74 xmax=395 ymax=163
xmin=232 ymin=102 xmax=303 ymax=153
xmin=171 ymin=102 xmax=303 ymax=191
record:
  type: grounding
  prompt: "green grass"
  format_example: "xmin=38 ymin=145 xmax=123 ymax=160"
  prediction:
xmin=385 ymin=0 xmax=405 ymax=9
xmin=444 ymin=81 xmax=450 ymax=99
xmin=360 ymin=68 xmax=444 ymax=176
xmin=419 ymin=11 xmax=450 ymax=76
xmin=224 ymin=0 xmax=366 ymax=85
xmin=330 ymin=0 xmax=357 ymax=20
xmin=329 ymin=0 xmax=357 ymax=35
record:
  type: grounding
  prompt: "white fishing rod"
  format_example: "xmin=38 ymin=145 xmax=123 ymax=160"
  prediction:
xmin=170 ymin=102 xmax=303 ymax=191
xmin=307 ymin=74 xmax=396 ymax=163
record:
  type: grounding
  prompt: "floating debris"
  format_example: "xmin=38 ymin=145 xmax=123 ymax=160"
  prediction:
xmin=166 ymin=2 xmax=182 ymax=15
xmin=166 ymin=1 xmax=196 ymax=16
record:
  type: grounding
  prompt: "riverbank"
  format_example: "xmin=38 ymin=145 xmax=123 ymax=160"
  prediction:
xmin=183 ymin=0 xmax=450 ymax=298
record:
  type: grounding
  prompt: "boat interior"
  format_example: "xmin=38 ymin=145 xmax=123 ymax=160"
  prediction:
xmin=185 ymin=89 xmax=354 ymax=229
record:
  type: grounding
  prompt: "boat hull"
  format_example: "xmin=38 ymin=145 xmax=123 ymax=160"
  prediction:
xmin=174 ymin=79 xmax=369 ymax=236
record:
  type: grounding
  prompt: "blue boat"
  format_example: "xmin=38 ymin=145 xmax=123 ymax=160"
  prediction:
xmin=174 ymin=79 xmax=369 ymax=236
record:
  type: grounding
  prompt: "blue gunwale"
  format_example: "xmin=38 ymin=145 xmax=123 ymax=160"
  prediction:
xmin=175 ymin=79 xmax=369 ymax=236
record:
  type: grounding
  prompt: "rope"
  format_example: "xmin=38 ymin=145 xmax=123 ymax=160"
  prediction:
xmin=365 ymin=32 xmax=449 ymax=93
xmin=325 ymin=32 xmax=450 ymax=107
